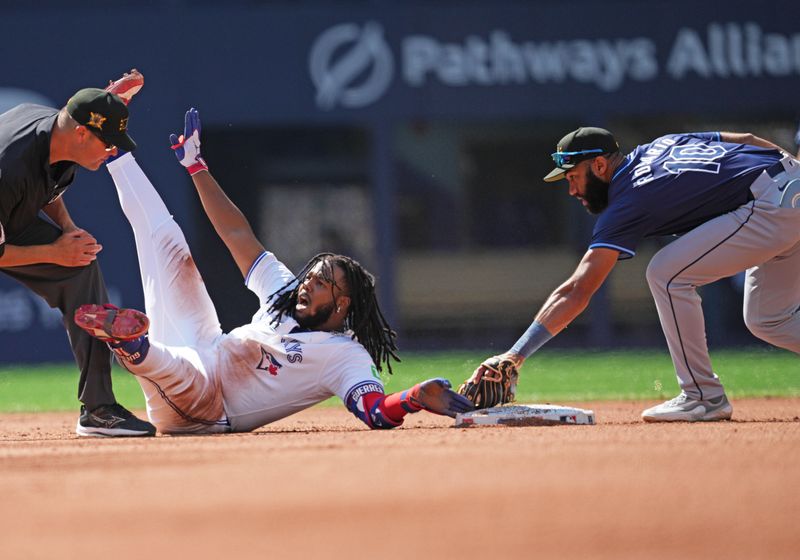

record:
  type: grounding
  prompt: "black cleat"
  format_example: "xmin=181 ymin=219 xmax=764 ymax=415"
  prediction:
xmin=76 ymin=403 xmax=156 ymax=437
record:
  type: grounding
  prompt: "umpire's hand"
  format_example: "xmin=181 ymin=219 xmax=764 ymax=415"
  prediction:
xmin=52 ymin=228 xmax=102 ymax=266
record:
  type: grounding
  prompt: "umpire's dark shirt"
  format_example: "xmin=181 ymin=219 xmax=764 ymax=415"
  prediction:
xmin=0 ymin=104 xmax=78 ymax=258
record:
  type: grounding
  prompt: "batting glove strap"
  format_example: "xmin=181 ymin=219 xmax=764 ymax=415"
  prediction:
xmin=399 ymin=389 xmax=423 ymax=413
xmin=186 ymin=158 xmax=208 ymax=175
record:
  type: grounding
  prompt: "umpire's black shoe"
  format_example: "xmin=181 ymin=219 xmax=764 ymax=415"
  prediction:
xmin=76 ymin=403 xmax=156 ymax=437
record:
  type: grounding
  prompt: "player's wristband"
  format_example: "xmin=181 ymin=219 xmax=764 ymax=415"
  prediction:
xmin=398 ymin=388 xmax=423 ymax=413
xmin=509 ymin=320 xmax=553 ymax=358
xmin=186 ymin=157 xmax=208 ymax=176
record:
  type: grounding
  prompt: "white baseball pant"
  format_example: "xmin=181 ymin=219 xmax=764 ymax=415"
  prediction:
xmin=106 ymin=154 xmax=229 ymax=433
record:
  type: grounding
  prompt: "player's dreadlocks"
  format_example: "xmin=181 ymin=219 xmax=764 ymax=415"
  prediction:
xmin=266 ymin=253 xmax=400 ymax=374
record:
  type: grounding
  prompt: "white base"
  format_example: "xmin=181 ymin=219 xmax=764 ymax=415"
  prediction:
xmin=454 ymin=404 xmax=595 ymax=427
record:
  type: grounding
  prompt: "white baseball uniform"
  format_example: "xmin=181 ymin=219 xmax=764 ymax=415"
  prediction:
xmin=106 ymin=154 xmax=383 ymax=434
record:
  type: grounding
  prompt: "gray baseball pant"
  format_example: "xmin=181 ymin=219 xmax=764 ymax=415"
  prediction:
xmin=646 ymin=156 xmax=800 ymax=400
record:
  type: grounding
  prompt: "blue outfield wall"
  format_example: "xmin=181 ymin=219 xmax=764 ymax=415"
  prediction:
xmin=1 ymin=1 xmax=800 ymax=362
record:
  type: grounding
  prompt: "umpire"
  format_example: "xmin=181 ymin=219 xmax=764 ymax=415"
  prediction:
xmin=0 ymin=82 xmax=154 ymax=436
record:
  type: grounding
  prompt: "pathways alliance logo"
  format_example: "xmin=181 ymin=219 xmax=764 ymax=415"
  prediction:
xmin=309 ymin=21 xmax=394 ymax=110
xmin=309 ymin=20 xmax=800 ymax=111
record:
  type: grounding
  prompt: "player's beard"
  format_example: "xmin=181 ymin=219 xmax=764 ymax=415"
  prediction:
xmin=295 ymin=301 xmax=336 ymax=331
xmin=583 ymin=168 xmax=610 ymax=214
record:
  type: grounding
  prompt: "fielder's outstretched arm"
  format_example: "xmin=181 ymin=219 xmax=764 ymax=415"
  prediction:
xmin=469 ymin=247 xmax=618 ymax=382
xmin=170 ymin=108 xmax=265 ymax=278
xmin=533 ymin=247 xmax=618 ymax=335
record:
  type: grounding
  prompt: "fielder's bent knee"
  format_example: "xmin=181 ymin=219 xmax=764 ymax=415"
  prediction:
xmin=743 ymin=313 xmax=781 ymax=343
xmin=645 ymin=256 xmax=670 ymax=292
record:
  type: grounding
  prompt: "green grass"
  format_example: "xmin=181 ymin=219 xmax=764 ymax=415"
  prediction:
xmin=0 ymin=348 xmax=797 ymax=412
xmin=383 ymin=347 xmax=800 ymax=402
xmin=0 ymin=364 xmax=148 ymax=412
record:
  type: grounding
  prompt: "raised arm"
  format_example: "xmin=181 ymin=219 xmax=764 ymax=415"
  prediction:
xmin=170 ymin=108 xmax=265 ymax=278
xmin=189 ymin=170 xmax=265 ymax=279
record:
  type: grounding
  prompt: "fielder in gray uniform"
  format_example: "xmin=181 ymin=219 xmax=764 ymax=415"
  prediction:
xmin=467 ymin=126 xmax=800 ymax=422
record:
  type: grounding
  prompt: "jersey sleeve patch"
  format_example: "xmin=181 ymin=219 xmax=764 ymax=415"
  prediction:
xmin=345 ymin=380 xmax=384 ymax=402
xmin=344 ymin=381 xmax=400 ymax=429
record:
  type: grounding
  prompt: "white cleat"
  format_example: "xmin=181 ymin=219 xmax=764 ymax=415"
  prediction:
xmin=642 ymin=392 xmax=733 ymax=422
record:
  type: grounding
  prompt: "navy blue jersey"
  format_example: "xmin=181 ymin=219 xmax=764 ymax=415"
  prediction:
xmin=590 ymin=132 xmax=783 ymax=259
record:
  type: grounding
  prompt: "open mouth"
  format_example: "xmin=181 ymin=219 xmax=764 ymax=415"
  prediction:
xmin=296 ymin=292 xmax=310 ymax=308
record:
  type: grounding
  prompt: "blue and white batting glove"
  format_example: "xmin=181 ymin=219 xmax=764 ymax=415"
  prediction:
xmin=400 ymin=378 xmax=475 ymax=418
xmin=170 ymin=108 xmax=208 ymax=175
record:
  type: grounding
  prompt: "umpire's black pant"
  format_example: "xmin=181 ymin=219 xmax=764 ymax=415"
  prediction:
xmin=1 ymin=217 xmax=114 ymax=410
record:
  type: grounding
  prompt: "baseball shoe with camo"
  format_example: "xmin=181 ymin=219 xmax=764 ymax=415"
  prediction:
xmin=641 ymin=392 xmax=733 ymax=422
xmin=105 ymin=69 xmax=143 ymax=105
xmin=77 ymin=403 xmax=156 ymax=437
xmin=74 ymin=304 xmax=151 ymax=365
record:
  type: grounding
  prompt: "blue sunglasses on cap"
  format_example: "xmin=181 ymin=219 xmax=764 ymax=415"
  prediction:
xmin=551 ymin=148 xmax=604 ymax=168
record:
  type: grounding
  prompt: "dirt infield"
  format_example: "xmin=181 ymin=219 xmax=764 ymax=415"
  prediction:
xmin=1 ymin=399 xmax=798 ymax=560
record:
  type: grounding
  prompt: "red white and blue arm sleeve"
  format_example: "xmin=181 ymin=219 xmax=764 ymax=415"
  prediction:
xmin=344 ymin=381 xmax=423 ymax=430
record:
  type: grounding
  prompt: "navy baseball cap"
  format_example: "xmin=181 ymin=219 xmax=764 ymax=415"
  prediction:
xmin=66 ymin=88 xmax=136 ymax=151
xmin=544 ymin=127 xmax=619 ymax=182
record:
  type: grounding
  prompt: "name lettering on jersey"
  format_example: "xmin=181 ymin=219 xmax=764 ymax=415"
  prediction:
xmin=632 ymin=138 xmax=728 ymax=188
xmin=631 ymin=137 xmax=676 ymax=188
xmin=256 ymin=347 xmax=283 ymax=376
xmin=280 ymin=337 xmax=304 ymax=363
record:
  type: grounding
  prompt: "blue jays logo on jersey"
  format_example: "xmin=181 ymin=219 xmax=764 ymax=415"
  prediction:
xmin=256 ymin=347 xmax=283 ymax=376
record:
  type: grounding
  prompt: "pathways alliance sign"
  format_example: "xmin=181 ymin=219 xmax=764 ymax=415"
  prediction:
xmin=309 ymin=21 xmax=800 ymax=110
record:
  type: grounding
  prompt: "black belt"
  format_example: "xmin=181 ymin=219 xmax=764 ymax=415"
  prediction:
xmin=766 ymin=160 xmax=785 ymax=178
xmin=749 ymin=160 xmax=788 ymax=201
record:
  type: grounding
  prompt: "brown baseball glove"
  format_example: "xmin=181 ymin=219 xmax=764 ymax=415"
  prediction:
xmin=457 ymin=355 xmax=521 ymax=409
